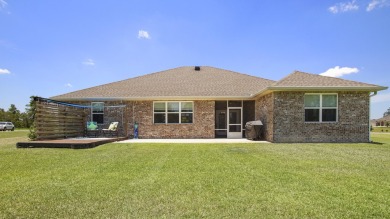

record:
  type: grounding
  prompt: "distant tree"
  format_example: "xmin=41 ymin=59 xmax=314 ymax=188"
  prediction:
xmin=384 ymin=107 xmax=390 ymax=117
xmin=23 ymin=98 xmax=35 ymax=128
xmin=387 ymin=122 xmax=390 ymax=128
xmin=0 ymin=108 xmax=5 ymax=121
xmin=27 ymin=96 xmax=37 ymax=140
xmin=0 ymin=102 xmax=34 ymax=128
xmin=7 ymin=104 xmax=22 ymax=127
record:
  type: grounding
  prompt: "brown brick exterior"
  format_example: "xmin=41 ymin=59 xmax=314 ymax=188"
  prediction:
xmin=271 ymin=91 xmax=370 ymax=143
xmin=74 ymin=92 xmax=370 ymax=142
xmin=73 ymin=101 xmax=131 ymax=137
xmin=255 ymin=93 xmax=274 ymax=142
xmin=128 ymin=100 xmax=215 ymax=139
xmin=74 ymin=100 xmax=215 ymax=139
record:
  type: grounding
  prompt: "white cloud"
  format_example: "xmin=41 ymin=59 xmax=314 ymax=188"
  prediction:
xmin=0 ymin=68 xmax=10 ymax=74
xmin=372 ymin=92 xmax=390 ymax=103
xmin=367 ymin=0 xmax=390 ymax=11
xmin=138 ymin=30 xmax=151 ymax=39
xmin=82 ymin=58 xmax=95 ymax=66
xmin=65 ymin=83 xmax=73 ymax=88
xmin=320 ymin=66 xmax=359 ymax=77
xmin=0 ymin=0 xmax=7 ymax=9
xmin=328 ymin=0 xmax=359 ymax=13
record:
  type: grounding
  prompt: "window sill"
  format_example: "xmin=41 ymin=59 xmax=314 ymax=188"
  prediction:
xmin=153 ymin=123 xmax=194 ymax=125
xmin=304 ymin=121 xmax=338 ymax=124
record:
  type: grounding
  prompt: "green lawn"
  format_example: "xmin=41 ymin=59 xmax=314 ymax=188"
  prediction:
xmin=372 ymin=126 xmax=390 ymax=133
xmin=1 ymin=132 xmax=390 ymax=218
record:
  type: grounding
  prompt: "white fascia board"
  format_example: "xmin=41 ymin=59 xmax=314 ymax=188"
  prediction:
xmin=267 ymin=86 xmax=388 ymax=92
xmin=52 ymin=96 xmax=256 ymax=102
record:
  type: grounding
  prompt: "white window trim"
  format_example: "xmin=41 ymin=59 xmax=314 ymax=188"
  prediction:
xmin=304 ymin=93 xmax=338 ymax=123
xmin=153 ymin=101 xmax=194 ymax=124
xmin=91 ymin=102 xmax=104 ymax=124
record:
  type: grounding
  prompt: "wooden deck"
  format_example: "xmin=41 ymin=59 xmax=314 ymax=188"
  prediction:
xmin=16 ymin=137 xmax=128 ymax=149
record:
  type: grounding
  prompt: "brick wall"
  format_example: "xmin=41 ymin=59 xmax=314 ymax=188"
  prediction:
xmin=272 ymin=91 xmax=370 ymax=143
xmin=74 ymin=101 xmax=131 ymax=137
xmin=128 ymin=100 xmax=215 ymax=139
xmin=255 ymin=93 xmax=274 ymax=142
xmin=73 ymin=100 xmax=215 ymax=138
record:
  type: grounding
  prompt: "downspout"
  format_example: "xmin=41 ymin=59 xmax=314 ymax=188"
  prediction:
xmin=132 ymin=102 xmax=135 ymax=138
xmin=369 ymin=91 xmax=378 ymax=142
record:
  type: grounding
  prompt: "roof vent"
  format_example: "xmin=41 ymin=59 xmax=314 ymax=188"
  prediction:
xmin=194 ymin=66 xmax=201 ymax=71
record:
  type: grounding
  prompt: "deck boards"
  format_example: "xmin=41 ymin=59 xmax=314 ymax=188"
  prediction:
xmin=16 ymin=137 xmax=127 ymax=149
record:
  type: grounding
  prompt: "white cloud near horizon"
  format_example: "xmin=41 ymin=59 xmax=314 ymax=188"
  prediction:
xmin=328 ymin=0 xmax=359 ymax=13
xmin=138 ymin=30 xmax=151 ymax=39
xmin=65 ymin=83 xmax=73 ymax=88
xmin=320 ymin=66 xmax=359 ymax=77
xmin=0 ymin=68 xmax=10 ymax=74
xmin=367 ymin=0 xmax=390 ymax=11
xmin=82 ymin=58 xmax=95 ymax=66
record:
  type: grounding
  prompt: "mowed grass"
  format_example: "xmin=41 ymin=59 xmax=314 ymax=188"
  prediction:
xmin=372 ymin=126 xmax=390 ymax=132
xmin=1 ymin=131 xmax=390 ymax=218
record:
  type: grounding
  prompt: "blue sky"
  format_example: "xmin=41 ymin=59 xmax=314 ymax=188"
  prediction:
xmin=1 ymin=0 xmax=389 ymax=118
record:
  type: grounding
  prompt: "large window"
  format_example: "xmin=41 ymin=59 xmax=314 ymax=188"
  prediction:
xmin=153 ymin=102 xmax=193 ymax=124
xmin=92 ymin=102 xmax=104 ymax=124
xmin=304 ymin=94 xmax=337 ymax=122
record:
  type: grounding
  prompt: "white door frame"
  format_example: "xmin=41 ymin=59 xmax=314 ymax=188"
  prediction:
xmin=227 ymin=107 xmax=242 ymax=139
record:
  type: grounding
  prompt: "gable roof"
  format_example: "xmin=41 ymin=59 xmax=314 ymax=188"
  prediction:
xmin=52 ymin=66 xmax=275 ymax=101
xmin=52 ymin=67 xmax=387 ymax=101
xmin=377 ymin=114 xmax=390 ymax=122
xmin=268 ymin=71 xmax=387 ymax=91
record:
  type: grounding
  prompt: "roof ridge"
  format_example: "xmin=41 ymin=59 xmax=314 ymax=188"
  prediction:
xmin=51 ymin=66 xmax=275 ymax=100
xmin=269 ymin=70 xmax=300 ymax=86
xmin=202 ymin=66 xmax=276 ymax=82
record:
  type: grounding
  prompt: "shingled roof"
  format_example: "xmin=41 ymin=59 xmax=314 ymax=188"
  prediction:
xmin=52 ymin=67 xmax=387 ymax=101
xmin=52 ymin=66 xmax=275 ymax=101
xmin=268 ymin=71 xmax=387 ymax=91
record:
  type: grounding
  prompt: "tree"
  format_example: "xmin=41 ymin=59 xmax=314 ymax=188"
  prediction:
xmin=0 ymin=108 xmax=5 ymax=121
xmin=27 ymin=96 xmax=37 ymax=140
xmin=7 ymin=104 xmax=22 ymax=128
xmin=0 ymin=101 xmax=34 ymax=129
xmin=384 ymin=107 xmax=390 ymax=117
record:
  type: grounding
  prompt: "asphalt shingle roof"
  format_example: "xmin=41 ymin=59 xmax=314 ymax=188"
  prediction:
xmin=52 ymin=66 xmax=275 ymax=100
xmin=52 ymin=67 xmax=387 ymax=101
xmin=269 ymin=71 xmax=386 ymax=90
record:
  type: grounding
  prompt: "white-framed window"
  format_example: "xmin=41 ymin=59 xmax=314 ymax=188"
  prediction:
xmin=153 ymin=101 xmax=193 ymax=124
xmin=304 ymin=94 xmax=338 ymax=122
xmin=91 ymin=102 xmax=104 ymax=124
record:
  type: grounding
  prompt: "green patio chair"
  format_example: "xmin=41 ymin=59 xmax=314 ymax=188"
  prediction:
xmin=86 ymin=121 xmax=100 ymax=137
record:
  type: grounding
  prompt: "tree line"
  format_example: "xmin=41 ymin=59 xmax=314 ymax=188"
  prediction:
xmin=0 ymin=97 xmax=35 ymax=128
xmin=384 ymin=107 xmax=390 ymax=117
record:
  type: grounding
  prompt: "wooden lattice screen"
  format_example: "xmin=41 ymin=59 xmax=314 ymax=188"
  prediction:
xmin=34 ymin=99 xmax=87 ymax=140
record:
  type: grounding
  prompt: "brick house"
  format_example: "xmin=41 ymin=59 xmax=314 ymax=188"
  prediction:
xmin=373 ymin=115 xmax=390 ymax=127
xmin=52 ymin=66 xmax=387 ymax=143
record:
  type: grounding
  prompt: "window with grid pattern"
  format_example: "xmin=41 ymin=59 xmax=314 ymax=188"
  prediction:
xmin=304 ymin=94 xmax=337 ymax=122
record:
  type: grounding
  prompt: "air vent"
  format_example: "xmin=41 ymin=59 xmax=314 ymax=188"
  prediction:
xmin=194 ymin=66 xmax=201 ymax=71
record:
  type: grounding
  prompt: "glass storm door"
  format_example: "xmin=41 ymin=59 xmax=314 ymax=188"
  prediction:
xmin=227 ymin=108 xmax=242 ymax=139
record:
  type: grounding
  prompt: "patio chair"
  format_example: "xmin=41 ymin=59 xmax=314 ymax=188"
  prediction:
xmin=86 ymin=121 xmax=100 ymax=137
xmin=102 ymin=122 xmax=119 ymax=137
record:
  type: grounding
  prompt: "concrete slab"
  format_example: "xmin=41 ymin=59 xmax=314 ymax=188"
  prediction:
xmin=117 ymin=138 xmax=269 ymax=144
